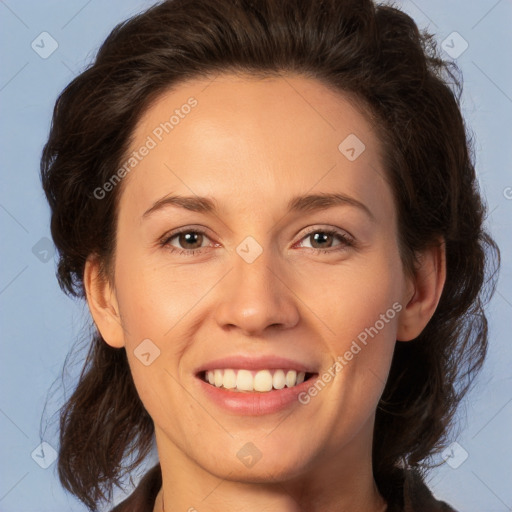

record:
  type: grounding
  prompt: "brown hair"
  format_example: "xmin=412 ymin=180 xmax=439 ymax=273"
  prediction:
xmin=40 ymin=0 xmax=500 ymax=509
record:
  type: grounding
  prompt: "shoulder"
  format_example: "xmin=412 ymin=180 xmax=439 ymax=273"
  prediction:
xmin=109 ymin=463 xmax=162 ymax=512
xmin=401 ymin=468 xmax=458 ymax=512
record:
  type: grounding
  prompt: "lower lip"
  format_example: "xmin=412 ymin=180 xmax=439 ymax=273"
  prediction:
xmin=196 ymin=373 xmax=319 ymax=416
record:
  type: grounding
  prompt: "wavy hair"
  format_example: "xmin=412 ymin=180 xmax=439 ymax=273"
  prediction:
xmin=40 ymin=0 xmax=500 ymax=509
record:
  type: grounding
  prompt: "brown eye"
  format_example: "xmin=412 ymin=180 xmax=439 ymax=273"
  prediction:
xmin=309 ymin=231 xmax=335 ymax=249
xmin=161 ymin=229 xmax=211 ymax=253
xmin=175 ymin=231 xmax=204 ymax=250
xmin=298 ymin=228 xmax=354 ymax=253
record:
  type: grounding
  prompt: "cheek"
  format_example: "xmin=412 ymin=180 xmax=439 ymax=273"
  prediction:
xmin=306 ymin=251 xmax=403 ymax=344
xmin=114 ymin=253 xmax=189 ymax=342
xmin=303 ymin=248 xmax=404 ymax=403
xmin=339 ymin=279 xmax=400 ymax=352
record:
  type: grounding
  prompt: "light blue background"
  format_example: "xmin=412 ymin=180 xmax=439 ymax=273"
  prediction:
xmin=1 ymin=1 xmax=511 ymax=511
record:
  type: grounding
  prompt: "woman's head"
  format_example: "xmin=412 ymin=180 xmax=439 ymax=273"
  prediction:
xmin=41 ymin=0 xmax=499 ymax=509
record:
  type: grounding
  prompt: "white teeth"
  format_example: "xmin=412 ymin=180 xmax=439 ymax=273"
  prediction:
xmin=285 ymin=370 xmax=297 ymax=387
xmin=214 ymin=369 xmax=223 ymax=387
xmin=236 ymin=369 xmax=254 ymax=391
xmin=223 ymin=369 xmax=237 ymax=389
xmin=254 ymin=370 xmax=273 ymax=392
xmin=272 ymin=369 xmax=286 ymax=390
xmin=204 ymin=368 xmax=308 ymax=392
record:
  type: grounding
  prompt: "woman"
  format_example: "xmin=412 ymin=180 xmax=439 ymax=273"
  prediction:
xmin=40 ymin=0 xmax=500 ymax=511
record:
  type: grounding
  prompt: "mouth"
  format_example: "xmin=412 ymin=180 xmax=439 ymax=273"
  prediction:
xmin=197 ymin=368 xmax=319 ymax=393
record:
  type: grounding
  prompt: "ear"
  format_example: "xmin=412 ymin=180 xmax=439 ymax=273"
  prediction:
xmin=396 ymin=239 xmax=446 ymax=342
xmin=83 ymin=255 xmax=125 ymax=348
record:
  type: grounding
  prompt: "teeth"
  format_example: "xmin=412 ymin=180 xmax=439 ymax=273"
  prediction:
xmin=273 ymin=369 xmax=286 ymax=390
xmin=286 ymin=370 xmax=297 ymax=388
xmin=223 ymin=369 xmax=237 ymax=389
xmin=204 ymin=368 xmax=307 ymax=392
xmin=236 ymin=369 xmax=254 ymax=391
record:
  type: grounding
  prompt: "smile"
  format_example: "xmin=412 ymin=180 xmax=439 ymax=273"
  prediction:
xmin=201 ymin=368 xmax=317 ymax=392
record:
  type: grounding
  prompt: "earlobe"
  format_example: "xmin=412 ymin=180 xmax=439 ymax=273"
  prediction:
xmin=83 ymin=255 xmax=125 ymax=348
xmin=396 ymin=239 xmax=446 ymax=342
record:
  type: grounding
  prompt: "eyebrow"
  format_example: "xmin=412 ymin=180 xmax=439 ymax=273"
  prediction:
xmin=142 ymin=192 xmax=375 ymax=221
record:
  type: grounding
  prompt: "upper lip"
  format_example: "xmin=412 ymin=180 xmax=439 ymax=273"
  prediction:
xmin=194 ymin=354 xmax=320 ymax=375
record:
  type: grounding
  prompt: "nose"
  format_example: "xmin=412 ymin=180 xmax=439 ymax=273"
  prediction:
xmin=213 ymin=246 xmax=300 ymax=336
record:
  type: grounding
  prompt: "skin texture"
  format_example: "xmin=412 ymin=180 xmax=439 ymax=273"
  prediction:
xmin=85 ymin=73 xmax=446 ymax=512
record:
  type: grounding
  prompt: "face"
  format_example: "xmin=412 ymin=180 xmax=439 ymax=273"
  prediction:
xmin=93 ymin=73 xmax=416 ymax=488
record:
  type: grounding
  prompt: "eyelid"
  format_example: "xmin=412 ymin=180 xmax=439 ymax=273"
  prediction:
xmin=160 ymin=224 xmax=215 ymax=242
xmin=296 ymin=225 xmax=355 ymax=244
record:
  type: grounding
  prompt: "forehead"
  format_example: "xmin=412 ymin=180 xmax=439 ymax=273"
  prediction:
xmin=118 ymin=72 xmax=393 ymax=222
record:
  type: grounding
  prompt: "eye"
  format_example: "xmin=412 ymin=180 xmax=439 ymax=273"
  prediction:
xmin=160 ymin=226 xmax=355 ymax=256
xmin=296 ymin=227 xmax=355 ymax=254
xmin=160 ymin=228 xmax=214 ymax=256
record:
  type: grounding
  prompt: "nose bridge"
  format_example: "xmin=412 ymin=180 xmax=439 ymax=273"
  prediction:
xmin=213 ymin=237 xmax=299 ymax=334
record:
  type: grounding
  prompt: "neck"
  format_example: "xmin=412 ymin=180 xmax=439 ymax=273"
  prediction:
xmin=157 ymin=484 xmax=387 ymax=512
xmin=158 ymin=482 xmax=387 ymax=512
xmin=153 ymin=419 xmax=387 ymax=512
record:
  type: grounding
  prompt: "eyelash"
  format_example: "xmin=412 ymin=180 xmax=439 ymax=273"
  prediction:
xmin=159 ymin=227 xmax=355 ymax=256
